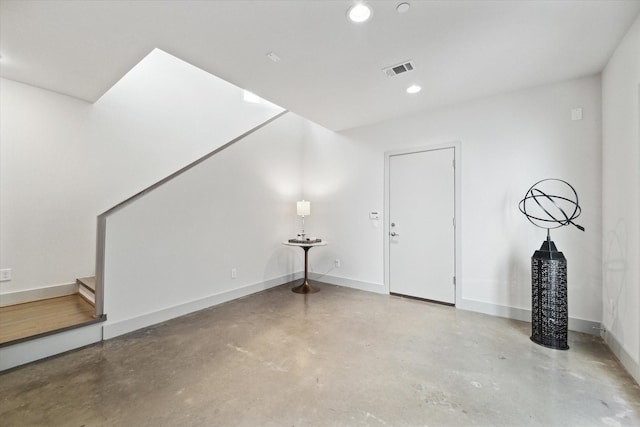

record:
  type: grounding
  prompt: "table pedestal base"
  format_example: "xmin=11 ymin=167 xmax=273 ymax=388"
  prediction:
xmin=292 ymin=245 xmax=320 ymax=294
xmin=292 ymin=280 xmax=319 ymax=294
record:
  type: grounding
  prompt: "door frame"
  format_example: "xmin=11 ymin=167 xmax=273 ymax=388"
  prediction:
xmin=384 ymin=141 xmax=462 ymax=305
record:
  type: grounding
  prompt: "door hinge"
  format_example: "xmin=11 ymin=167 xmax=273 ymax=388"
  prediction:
xmin=453 ymin=217 xmax=456 ymax=227
xmin=453 ymin=276 xmax=456 ymax=285
xmin=452 ymin=159 xmax=455 ymax=169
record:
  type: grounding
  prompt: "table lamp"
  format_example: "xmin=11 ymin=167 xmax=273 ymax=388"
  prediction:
xmin=297 ymin=200 xmax=310 ymax=238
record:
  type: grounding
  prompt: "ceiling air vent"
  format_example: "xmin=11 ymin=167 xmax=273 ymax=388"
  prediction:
xmin=382 ymin=60 xmax=415 ymax=77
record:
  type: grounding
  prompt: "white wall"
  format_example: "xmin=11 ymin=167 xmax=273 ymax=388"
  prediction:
xmin=0 ymin=78 xmax=95 ymax=298
xmin=303 ymin=75 xmax=603 ymax=329
xmin=0 ymin=49 xmax=283 ymax=300
xmin=102 ymin=112 xmax=305 ymax=338
xmin=602 ymin=15 xmax=640 ymax=382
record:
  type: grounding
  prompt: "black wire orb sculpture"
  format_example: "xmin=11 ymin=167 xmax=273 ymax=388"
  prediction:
xmin=520 ymin=178 xmax=584 ymax=351
xmin=518 ymin=178 xmax=584 ymax=233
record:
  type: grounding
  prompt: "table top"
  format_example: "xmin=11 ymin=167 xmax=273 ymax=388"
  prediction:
xmin=282 ymin=240 xmax=328 ymax=247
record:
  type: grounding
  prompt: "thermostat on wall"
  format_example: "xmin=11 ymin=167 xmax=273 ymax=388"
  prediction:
xmin=369 ymin=211 xmax=380 ymax=220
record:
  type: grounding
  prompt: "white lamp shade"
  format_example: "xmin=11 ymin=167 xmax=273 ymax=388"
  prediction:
xmin=297 ymin=200 xmax=310 ymax=216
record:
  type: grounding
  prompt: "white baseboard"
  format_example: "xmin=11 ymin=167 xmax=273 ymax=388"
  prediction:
xmin=102 ymin=273 xmax=298 ymax=340
xmin=458 ymin=297 xmax=601 ymax=336
xmin=0 ymin=323 xmax=103 ymax=371
xmin=311 ymin=277 xmax=600 ymax=336
xmin=0 ymin=282 xmax=78 ymax=307
xmin=309 ymin=273 xmax=386 ymax=294
xmin=309 ymin=277 xmax=599 ymax=335
xmin=603 ymin=328 xmax=640 ymax=385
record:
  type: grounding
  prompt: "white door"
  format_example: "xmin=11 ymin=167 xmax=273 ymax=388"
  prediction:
xmin=389 ymin=148 xmax=455 ymax=304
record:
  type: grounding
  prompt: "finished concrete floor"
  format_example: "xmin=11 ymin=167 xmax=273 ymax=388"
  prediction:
xmin=1 ymin=282 xmax=639 ymax=426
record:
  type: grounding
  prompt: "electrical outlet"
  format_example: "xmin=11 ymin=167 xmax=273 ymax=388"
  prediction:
xmin=571 ymin=107 xmax=583 ymax=121
xmin=334 ymin=259 xmax=341 ymax=268
xmin=231 ymin=268 xmax=237 ymax=279
xmin=0 ymin=269 xmax=12 ymax=282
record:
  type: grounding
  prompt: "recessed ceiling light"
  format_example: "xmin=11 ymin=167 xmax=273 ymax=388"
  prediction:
xmin=406 ymin=85 xmax=422 ymax=94
xmin=396 ymin=2 xmax=410 ymax=14
xmin=348 ymin=3 xmax=372 ymax=23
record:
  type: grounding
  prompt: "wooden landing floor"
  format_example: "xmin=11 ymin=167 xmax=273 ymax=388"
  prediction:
xmin=0 ymin=295 xmax=98 ymax=347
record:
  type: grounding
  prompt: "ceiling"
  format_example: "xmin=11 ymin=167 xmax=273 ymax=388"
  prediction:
xmin=1 ymin=1 xmax=639 ymax=131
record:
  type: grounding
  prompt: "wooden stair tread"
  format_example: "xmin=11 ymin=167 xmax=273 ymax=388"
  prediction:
xmin=77 ymin=276 xmax=96 ymax=292
xmin=0 ymin=294 xmax=105 ymax=347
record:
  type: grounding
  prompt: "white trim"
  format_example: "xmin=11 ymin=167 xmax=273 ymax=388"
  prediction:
xmin=458 ymin=297 xmax=601 ymax=336
xmin=318 ymin=276 xmax=601 ymax=336
xmin=0 ymin=323 xmax=103 ymax=371
xmin=568 ymin=317 xmax=602 ymax=336
xmin=603 ymin=328 xmax=640 ymax=385
xmin=314 ymin=276 xmax=600 ymax=336
xmin=309 ymin=273 xmax=386 ymax=294
xmin=0 ymin=282 xmax=78 ymax=307
xmin=102 ymin=273 xmax=297 ymax=340
xmin=383 ymin=141 xmax=462 ymax=304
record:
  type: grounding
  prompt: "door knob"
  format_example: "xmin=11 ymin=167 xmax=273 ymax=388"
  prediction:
xmin=390 ymin=231 xmax=399 ymax=236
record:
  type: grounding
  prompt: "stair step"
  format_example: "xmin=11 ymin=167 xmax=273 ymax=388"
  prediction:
xmin=76 ymin=277 xmax=95 ymax=292
xmin=0 ymin=294 xmax=103 ymax=348
xmin=76 ymin=277 xmax=96 ymax=307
